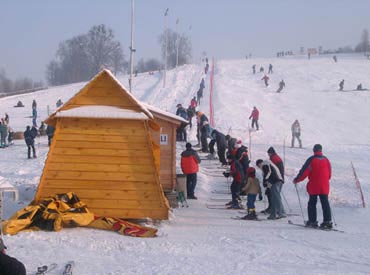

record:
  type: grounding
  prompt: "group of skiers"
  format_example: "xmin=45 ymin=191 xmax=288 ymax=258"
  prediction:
xmin=339 ymin=79 xmax=368 ymax=91
xmin=252 ymin=64 xmax=286 ymax=93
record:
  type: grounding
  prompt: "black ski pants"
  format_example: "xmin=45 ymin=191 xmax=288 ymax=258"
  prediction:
xmin=230 ymin=180 xmax=241 ymax=207
xmin=308 ymin=194 xmax=332 ymax=223
xmin=186 ymin=173 xmax=197 ymax=197
xmin=251 ymin=119 xmax=259 ymax=130
xmin=27 ymin=144 xmax=36 ymax=158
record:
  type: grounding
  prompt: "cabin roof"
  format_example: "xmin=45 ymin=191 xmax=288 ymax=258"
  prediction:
xmin=142 ymin=103 xmax=188 ymax=124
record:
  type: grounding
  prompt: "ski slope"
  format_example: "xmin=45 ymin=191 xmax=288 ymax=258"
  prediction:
xmin=1 ymin=55 xmax=370 ymax=274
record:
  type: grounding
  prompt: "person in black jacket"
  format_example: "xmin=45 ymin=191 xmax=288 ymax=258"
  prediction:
xmin=46 ymin=124 xmax=55 ymax=146
xmin=24 ymin=126 xmax=37 ymax=158
xmin=196 ymin=111 xmax=210 ymax=153
xmin=209 ymin=129 xmax=227 ymax=165
xmin=256 ymin=159 xmax=286 ymax=219
xmin=0 ymin=238 xmax=26 ymax=275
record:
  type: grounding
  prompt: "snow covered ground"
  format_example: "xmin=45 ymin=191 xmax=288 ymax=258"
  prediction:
xmin=1 ymin=55 xmax=370 ymax=274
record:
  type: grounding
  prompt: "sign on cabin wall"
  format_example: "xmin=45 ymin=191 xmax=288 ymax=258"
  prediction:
xmin=160 ymin=134 xmax=168 ymax=145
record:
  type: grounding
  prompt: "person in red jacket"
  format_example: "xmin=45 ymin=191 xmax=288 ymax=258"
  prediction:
xmin=261 ymin=74 xmax=269 ymax=86
xmin=267 ymin=147 xmax=284 ymax=180
xmin=293 ymin=144 xmax=333 ymax=229
xmin=223 ymin=154 xmax=245 ymax=209
xmin=249 ymin=106 xmax=259 ymax=130
xmin=181 ymin=143 xmax=201 ymax=199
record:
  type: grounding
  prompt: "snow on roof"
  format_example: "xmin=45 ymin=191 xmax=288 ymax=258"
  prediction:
xmin=142 ymin=102 xmax=188 ymax=123
xmin=55 ymin=106 xmax=148 ymax=120
xmin=103 ymin=70 xmax=153 ymax=119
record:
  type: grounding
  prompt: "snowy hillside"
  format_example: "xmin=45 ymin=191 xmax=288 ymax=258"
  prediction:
xmin=1 ymin=56 xmax=370 ymax=274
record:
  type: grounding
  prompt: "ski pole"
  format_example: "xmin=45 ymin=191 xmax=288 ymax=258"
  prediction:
xmin=330 ymin=201 xmax=337 ymax=227
xmin=281 ymin=190 xmax=292 ymax=213
xmin=295 ymin=184 xmax=305 ymax=224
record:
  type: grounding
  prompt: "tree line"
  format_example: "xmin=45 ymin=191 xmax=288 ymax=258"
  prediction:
xmin=0 ymin=70 xmax=43 ymax=95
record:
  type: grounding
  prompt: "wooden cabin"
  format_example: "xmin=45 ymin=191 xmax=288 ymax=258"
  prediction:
xmin=34 ymin=70 xmax=170 ymax=220
xmin=143 ymin=104 xmax=188 ymax=192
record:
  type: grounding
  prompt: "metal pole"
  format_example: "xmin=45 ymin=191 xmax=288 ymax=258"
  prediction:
xmin=163 ymin=8 xmax=169 ymax=88
xmin=129 ymin=0 xmax=135 ymax=93
xmin=176 ymin=18 xmax=180 ymax=68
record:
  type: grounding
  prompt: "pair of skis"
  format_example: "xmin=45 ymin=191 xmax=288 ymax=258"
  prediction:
xmin=287 ymin=220 xmax=344 ymax=233
xmin=35 ymin=261 xmax=74 ymax=275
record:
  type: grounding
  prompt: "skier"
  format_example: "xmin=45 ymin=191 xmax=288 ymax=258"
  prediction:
xmin=56 ymin=98 xmax=63 ymax=108
xmin=176 ymin=104 xmax=188 ymax=141
xmin=32 ymin=99 xmax=37 ymax=110
xmin=196 ymin=111 xmax=210 ymax=153
xmin=0 ymin=238 xmax=26 ymax=275
xmin=333 ymin=55 xmax=337 ymax=63
xmin=355 ymin=83 xmax=368 ymax=91
xmin=276 ymin=80 xmax=285 ymax=93
xmin=259 ymin=66 xmax=264 ymax=73
xmin=293 ymin=144 xmax=333 ymax=229
xmin=223 ymin=154 xmax=245 ymax=209
xmin=7 ymin=127 xmax=14 ymax=145
xmin=32 ymin=108 xmax=37 ymax=127
xmin=187 ymin=106 xmax=195 ymax=129
xmin=252 ymin=64 xmax=256 ymax=74
xmin=268 ymin=64 xmax=273 ymax=74
xmin=233 ymin=140 xmax=250 ymax=176
xmin=339 ymin=79 xmax=344 ymax=91
xmin=261 ymin=74 xmax=269 ymax=87
xmin=209 ymin=129 xmax=227 ymax=165
xmin=241 ymin=167 xmax=262 ymax=220
xmin=256 ymin=159 xmax=285 ymax=219
xmin=225 ymin=134 xmax=237 ymax=155
xmin=291 ymin=119 xmax=302 ymax=148
xmin=181 ymin=143 xmax=201 ymax=200
xmin=4 ymin=113 xmax=9 ymax=125
xmin=46 ymin=124 xmax=55 ymax=146
xmin=200 ymin=78 xmax=205 ymax=90
xmin=197 ymin=79 xmax=205 ymax=105
xmin=24 ymin=125 xmax=37 ymax=159
xmin=267 ymin=147 xmax=284 ymax=180
xmin=190 ymin=96 xmax=197 ymax=109
xmin=0 ymin=120 xmax=7 ymax=148
xmin=249 ymin=106 xmax=259 ymax=130
xmin=205 ymin=63 xmax=209 ymax=74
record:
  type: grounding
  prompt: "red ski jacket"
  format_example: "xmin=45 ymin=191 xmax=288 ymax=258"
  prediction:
xmin=181 ymin=149 xmax=201 ymax=174
xmin=293 ymin=152 xmax=331 ymax=195
xmin=249 ymin=109 xmax=259 ymax=120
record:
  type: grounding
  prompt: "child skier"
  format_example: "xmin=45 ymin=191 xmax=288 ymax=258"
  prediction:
xmin=241 ymin=167 xmax=262 ymax=220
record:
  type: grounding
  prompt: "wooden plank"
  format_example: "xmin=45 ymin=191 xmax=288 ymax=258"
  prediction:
xmin=90 ymin=208 xmax=169 ymax=220
xmin=59 ymin=127 xmax=146 ymax=136
xmin=62 ymin=118 xmax=144 ymax=129
xmin=40 ymin=188 xmax=159 ymax=200
xmin=43 ymin=180 xmax=157 ymax=190
xmin=54 ymin=140 xmax=149 ymax=151
xmin=52 ymin=147 xmax=148 ymax=157
xmin=57 ymin=133 xmax=147 ymax=143
xmin=47 ymin=163 xmax=155 ymax=174
xmin=44 ymin=171 xmax=156 ymax=182
xmin=48 ymin=155 xmax=153 ymax=165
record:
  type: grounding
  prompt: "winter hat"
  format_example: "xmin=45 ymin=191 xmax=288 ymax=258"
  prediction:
xmin=313 ymin=144 xmax=322 ymax=152
xmin=176 ymin=104 xmax=182 ymax=108
xmin=256 ymin=159 xmax=263 ymax=167
xmin=186 ymin=142 xmax=192 ymax=149
xmin=267 ymin=147 xmax=276 ymax=154
xmin=235 ymin=139 xmax=242 ymax=148
xmin=247 ymin=167 xmax=256 ymax=177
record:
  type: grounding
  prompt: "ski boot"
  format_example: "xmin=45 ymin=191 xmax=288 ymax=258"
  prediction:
xmin=320 ymin=221 xmax=333 ymax=230
xmin=305 ymin=221 xmax=318 ymax=228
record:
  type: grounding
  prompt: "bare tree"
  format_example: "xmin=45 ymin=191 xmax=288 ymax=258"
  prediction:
xmin=159 ymin=29 xmax=192 ymax=69
xmin=45 ymin=24 xmax=126 ymax=85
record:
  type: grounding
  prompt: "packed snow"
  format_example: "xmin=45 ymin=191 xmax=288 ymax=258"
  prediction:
xmin=1 ymin=55 xmax=370 ymax=274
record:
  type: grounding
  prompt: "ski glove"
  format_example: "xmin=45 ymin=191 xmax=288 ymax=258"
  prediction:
xmin=223 ymin=172 xmax=230 ymax=178
xmin=259 ymin=194 xmax=263 ymax=201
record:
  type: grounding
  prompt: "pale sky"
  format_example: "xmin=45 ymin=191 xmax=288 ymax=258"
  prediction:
xmin=1 ymin=0 xmax=369 ymax=81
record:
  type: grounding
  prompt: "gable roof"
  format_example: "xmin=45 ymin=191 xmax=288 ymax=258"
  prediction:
xmin=45 ymin=69 xmax=153 ymax=125
xmin=142 ymin=103 xmax=188 ymax=125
